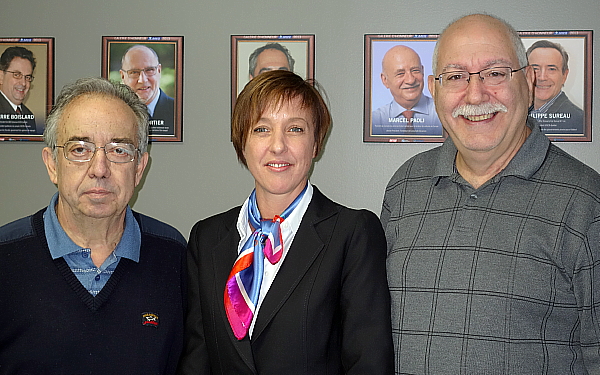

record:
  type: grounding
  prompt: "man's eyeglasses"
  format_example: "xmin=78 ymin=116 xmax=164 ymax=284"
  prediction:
xmin=434 ymin=66 xmax=527 ymax=91
xmin=121 ymin=66 xmax=159 ymax=80
xmin=55 ymin=141 xmax=139 ymax=163
xmin=3 ymin=70 xmax=34 ymax=82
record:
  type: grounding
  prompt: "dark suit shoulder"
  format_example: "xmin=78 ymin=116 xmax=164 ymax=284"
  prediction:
xmin=0 ymin=94 xmax=15 ymax=113
xmin=20 ymin=103 xmax=34 ymax=115
xmin=158 ymin=89 xmax=174 ymax=103
xmin=309 ymin=186 xmax=383 ymax=233
xmin=189 ymin=206 xmax=241 ymax=240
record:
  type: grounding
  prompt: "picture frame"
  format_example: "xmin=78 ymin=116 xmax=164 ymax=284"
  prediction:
xmin=231 ymin=35 xmax=315 ymax=111
xmin=0 ymin=37 xmax=54 ymax=142
xmin=364 ymin=34 xmax=445 ymax=143
xmin=520 ymin=30 xmax=593 ymax=142
xmin=102 ymin=36 xmax=183 ymax=142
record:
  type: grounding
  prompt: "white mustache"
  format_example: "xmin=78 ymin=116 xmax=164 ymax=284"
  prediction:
xmin=452 ymin=103 xmax=508 ymax=118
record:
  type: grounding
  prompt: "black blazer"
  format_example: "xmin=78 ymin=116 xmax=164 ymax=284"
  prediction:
xmin=178 ymin=186 xmax=394 ymax=374
xmin=151 ymin=89 xmax=175 ymax=134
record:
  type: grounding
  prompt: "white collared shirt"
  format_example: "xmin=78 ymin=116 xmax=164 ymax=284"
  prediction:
xmin=236 ymin=183 xmax=313 ymax=338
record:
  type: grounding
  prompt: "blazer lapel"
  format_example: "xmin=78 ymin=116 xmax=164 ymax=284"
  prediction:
xmin=212 ymin=211 xmax=258 ymax=374
xmin=251 ymin=187 xmax=338 ymax=340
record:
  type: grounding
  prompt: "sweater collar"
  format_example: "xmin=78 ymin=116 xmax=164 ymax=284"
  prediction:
xmin=433 ymin=118 xmax=550 ymax=182
xmin=43 ymin=192 xmax=141 ymax=262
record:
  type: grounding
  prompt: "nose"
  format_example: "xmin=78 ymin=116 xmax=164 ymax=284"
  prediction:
xmin=536 ymin=68 xmax=548 ymax=81
xmin=15 ymin=75 xmax=28 ymax=84
xmin=464 ymin=74 xmax=487 ymax=104
xmin=87 ymin=147 xmax=111 ymax=179
xmin=137 ymin=71 xmax=149 ymax=83
xmin=404 ymin=71 xmax=416 ymax=85
xmin=269 ymin=129 xmax=287 ymax=154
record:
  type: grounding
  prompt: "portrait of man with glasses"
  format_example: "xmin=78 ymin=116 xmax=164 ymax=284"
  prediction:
xmin=0 ymin=77 xmax=186 ymax=373
xmin=120 ymin=44 xmax=175 ymax=137
xmin=0 ymin=46 xmax=37 ymax=134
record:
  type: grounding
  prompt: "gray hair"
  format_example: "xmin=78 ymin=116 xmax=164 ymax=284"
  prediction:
xmin=248 ymin=42 xmax=295 ymax=77
xmin=526 ymin=40 xmax=569 ymax=73
xmin=432 ymin=14 xmax=528 ymax=74
xmin=44 ymin=77 xmax=149 ymax=161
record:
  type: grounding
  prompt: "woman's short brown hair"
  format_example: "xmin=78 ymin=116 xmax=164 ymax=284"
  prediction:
xmin=231 ymin=70 xmax=331 ymax=167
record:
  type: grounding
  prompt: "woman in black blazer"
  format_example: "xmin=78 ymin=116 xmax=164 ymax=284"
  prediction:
xmin=178 ymin=70 xmax=394 ymax=375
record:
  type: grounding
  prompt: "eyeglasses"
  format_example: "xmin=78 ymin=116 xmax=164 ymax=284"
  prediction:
xmin=3 ymin=70 xmax=34 ymax=82
xmin=121 ymin=66 xmax=158 ymax=79
xmin=56 ymin=141 xmax=139 ymax=163
xmin=434 ymin=66 xmax=527 ymax=91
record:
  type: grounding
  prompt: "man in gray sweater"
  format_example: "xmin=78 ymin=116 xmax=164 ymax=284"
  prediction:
xmin=381 ymin=14 xmax=600 ymax=374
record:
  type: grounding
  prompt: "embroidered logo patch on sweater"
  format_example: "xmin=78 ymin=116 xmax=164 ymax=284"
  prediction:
xmin=142 ymin=312 xmax=159 ymax=328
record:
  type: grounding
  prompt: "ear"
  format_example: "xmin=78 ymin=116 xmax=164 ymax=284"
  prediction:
xmin=562 ymin=68 xmax=569 ymax=85
xmin=157 ymin=64 xmax=162 ymax=74
xmin=42 ymin=147 xmax=59 ymax=185
xmin=428 ymin=75 xmax=436 ymax=99
xmin=524 ymin=65 xmax=535 ymax=102
xmin=134 ymin=152 xmax=149 ymax=187
xmin=380 ymin=73 xmax=389 ymax=89
xmin=120 ymin=69 xmax=126 ymax=82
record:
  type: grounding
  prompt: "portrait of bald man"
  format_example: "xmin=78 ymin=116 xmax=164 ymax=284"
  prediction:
xmin=120 ymin=44 xmax=175 ymax=137
xmin=372 ymin=44 xmax=442 ymax=137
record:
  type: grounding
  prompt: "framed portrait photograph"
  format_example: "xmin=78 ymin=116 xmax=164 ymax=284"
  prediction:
xmin=102 ymin=36 xmax=183 ymax=142
xmin=364 ymin=34 xmax=445 ymax=143
xmin=520 ymin=30 xmax=593 ymax=142
xmin=231 ymin=35 xmax=315 ymax=110
xmin=0 ymin=37 xmax=54 ymax=142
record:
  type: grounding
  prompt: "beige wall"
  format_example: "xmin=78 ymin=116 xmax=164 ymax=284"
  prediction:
xmin=1 ymin=0 xmax=598 ymax=239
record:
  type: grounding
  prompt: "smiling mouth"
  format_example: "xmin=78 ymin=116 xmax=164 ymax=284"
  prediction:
xmin=267 ymin=163 xmax=291 ymax=168
xmin=452 ymin=103 xmax=508 ymax=122
xmin=463 ymin=113 xmax=495 ymax=122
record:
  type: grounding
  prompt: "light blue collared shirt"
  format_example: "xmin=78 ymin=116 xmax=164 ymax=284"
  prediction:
xmin=43 ymin=192 xmax=141 ymax=296
xmin=146 ymin=90 xmax=160 ymax=117
xmin=371 ymin=94 xmax=443 ymax=136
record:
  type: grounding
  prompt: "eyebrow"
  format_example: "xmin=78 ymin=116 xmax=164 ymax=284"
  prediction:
xmin=531 ymin=63 xmax=560 ymax=68
xmin=67 ymin=136 xmax=91 ymax=142
xmin=395 ymin=66 xmax=422 ymax=72
xmin=258 ymin=67 xmax=289 ymax=74
xmin=66 ymin=136 xmax=136 ymax=144
xmin=443 ymin=59 xmax=514 ymax=71
xmin=256 ymin=117 xmax=311 ymax=125
xmin=126 ymin=66 xmax=157 ymax=71
xmin=112 ymin=138 xmax=136 ymax=144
